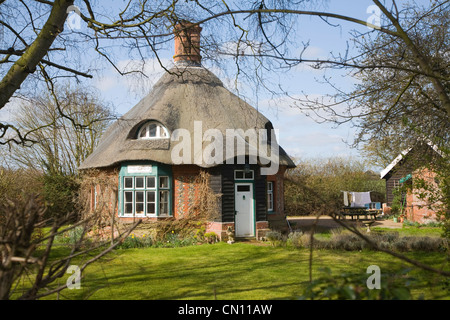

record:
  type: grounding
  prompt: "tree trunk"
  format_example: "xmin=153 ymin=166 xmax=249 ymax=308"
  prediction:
xmin=0 ymin=0 xmax=74 ymax=110
xmin=0 ymin=269 xmax=15 ymax=300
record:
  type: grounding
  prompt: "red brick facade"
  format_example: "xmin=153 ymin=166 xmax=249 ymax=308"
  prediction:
xmin=405 ymin=168 xmax=440 ymax=223
xmin=85 ymin=165 xmax=288 ymax=240
xmin=172 ymin=165 xmax=202 ymax=219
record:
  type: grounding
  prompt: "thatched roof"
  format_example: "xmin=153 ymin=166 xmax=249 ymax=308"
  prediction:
xmin=79 ymin=64 xmax=295 ymax=170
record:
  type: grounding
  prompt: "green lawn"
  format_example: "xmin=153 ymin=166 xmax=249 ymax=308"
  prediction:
xmin=42 ymin=241 xmax=449 ymax=300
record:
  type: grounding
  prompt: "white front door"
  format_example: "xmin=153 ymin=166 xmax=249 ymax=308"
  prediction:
xmin=235 ymin=183 xmax=254 ymax=237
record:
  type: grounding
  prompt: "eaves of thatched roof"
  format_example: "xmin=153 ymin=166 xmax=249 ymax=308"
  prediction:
xmin=79 ymin=64 xmax=295 ymax=170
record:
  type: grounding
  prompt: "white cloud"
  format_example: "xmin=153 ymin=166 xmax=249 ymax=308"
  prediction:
xmin=94 ymin=58 xmax=173 ymax=93
xmin=92 ymin=58 xmax=174 ymax=115
xmin=254 ymin=93 xmax=360 ymax=159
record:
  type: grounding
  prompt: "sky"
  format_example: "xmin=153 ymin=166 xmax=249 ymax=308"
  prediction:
xmin=87 ymin=0 xmax=381 ymax=164
xmin=1 ymin=0 xmax=425 ymax=171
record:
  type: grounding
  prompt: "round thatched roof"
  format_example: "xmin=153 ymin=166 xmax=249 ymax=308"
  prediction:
xmin=79 ymin=64 xmax=295 ymax=170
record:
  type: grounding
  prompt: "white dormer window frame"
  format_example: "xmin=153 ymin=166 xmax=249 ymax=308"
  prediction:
xmin=138 ymin=121 xmax=170 ymax=139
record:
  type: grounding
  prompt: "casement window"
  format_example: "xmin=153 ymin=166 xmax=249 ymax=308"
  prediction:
xmin=159 ymin=176 xmax=170 ymax=215
xmin=234 ymin=169 xmax=254 ymax=180
xmin=119 ymin=165 xmax=172 ymax=217
xmin=267 ymin=181 xmax=274 ymax=212
xmin=393 ymin=179 xmax=400 ymax=189
xmin=93 ymin=185 xmax=99 ymax=210
xmin=138 ymin=121 xmax=169 ymax=139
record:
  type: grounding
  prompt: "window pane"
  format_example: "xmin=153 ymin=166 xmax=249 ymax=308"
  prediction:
xmin=268 ymin=196 xmax=273 ymax=211
xmin=125 ymin=191 xmax=133 ymax=202
xmin=124 ymin=177 xmax=133 ymax=189
xmin=136 ymin=191 xmax=144 ymax=202
xmin=235 ymin=171 xmax=244 ymax=179
xmin=135 ymin=191 xmax=144 ymax=214
xmin=244 ymin=170 xmax=254 ymax=179
xmin=147 ymin=191 xmax=155 ymax=202
xmin=160 ymin=203 xmax=168 ymax=215
xmin=147 ymin=176 xmax=156 ymax=189
xmin=136 ymin=203 xmax=144 ymax=213
xmin=124 ymin=191 xmax=133 ymax=214
xmin=125 ymin=203 xmax=133 ymax=214
xmin=135 ymin=177 xmax=144 ymax=188
xmin=148 ymin=123 xmax=157 ymax=137
xmin=160 ymin=190 xmax=168 ymax=202
xmin=237 ymin=185 xmax=250 ymax=192
xmin=147 ymin=203 xmax=155 ymax=214
xmin=146 ymin=191 xmax=156 ymax=214
xmin=138 ymin=122 xmax=169 ymax=139
xmin=139 ymin=127 xmax=147 ymax=138
xmin=160 ymin=176 xmax=169 ymax=189
xmin=159 ymin=191 xmax=169 ymax=215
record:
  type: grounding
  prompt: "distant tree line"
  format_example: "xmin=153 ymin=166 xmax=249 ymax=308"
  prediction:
xmin=284 ymin=157 xmax=385 ymax=216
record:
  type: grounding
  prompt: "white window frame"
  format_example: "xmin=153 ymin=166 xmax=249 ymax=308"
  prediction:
xmin=124 ymin=190 xmax=134 ymax=215
xmin=138 ymin=121 xmax=170 ymax=140
xmin=159 ymin=176 xmax=170 ymax=216
xmin=267 ymin=181 xmax=274 ymax=212
xmin=393 ymin=179 xmax=400 ymax=189
xmin=121 ymin=174 xmax=170 ymax=217
xmin=124 ymin=177 xmax=134 ymax=189
xmin=159 ymin=190 xmax=170 ymax=216
xmin=234 ymin=169 xmax=254 ymax=180
xmin=93 ymin=185 xmax=98 ymax=210
xmin=146 ymin=190 xmax=156 ymax=215
xmin=135 ymin=190 xmax=145 ymax=215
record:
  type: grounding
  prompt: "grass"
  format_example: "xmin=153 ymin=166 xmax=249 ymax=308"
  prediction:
xmin=35 ymin=241 xmax=450 ymax=300
xmin=12 ymin=223 xmax=448 ymax=300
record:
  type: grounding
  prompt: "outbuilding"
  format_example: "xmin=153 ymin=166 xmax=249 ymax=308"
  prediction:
xmin=380 ymin=140 xmax=444 ymax=223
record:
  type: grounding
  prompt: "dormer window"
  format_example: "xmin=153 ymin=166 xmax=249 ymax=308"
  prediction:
xmin=138 ymin=121 xmax=169 ymax=139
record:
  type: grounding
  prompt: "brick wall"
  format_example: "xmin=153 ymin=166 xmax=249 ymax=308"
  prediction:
xmin=406 ymin=168 xmax=440 ymax=223
xmin=172 ymin=165 xmax=201 ymax=219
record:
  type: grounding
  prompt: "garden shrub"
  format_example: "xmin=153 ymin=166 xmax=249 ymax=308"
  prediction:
xmin=392 ymin=237 xmax=410 ymax=252
xmin=204 ymin=232 xmax=218 ymax=244
xmin=266 ymin=230 xmax=285 ymax=246
xmin=284 ymin=229 xmax=448 ymax=252
xmin=55 ymin=226 xmax=86 ymax=245
xmin=116 ymin=232 xmax=197 ymax=249
xmin=287 ymin=231 xmax=303 ymax=248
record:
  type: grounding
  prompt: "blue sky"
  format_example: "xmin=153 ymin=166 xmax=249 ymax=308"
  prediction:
xmin=2 ymin=1 xmax=428 ymax=171
xmin=89 ymin=1 xmax=381 ymax=164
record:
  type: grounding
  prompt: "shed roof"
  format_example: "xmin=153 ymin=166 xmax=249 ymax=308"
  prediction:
xmin=379 ymin=139 xmax=444 ymax=179
xmin=79 ymin=64 xmax=295 ymax=170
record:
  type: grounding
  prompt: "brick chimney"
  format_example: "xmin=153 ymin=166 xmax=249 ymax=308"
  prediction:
xmin=173 ymin=21 xmax=202 ymax=65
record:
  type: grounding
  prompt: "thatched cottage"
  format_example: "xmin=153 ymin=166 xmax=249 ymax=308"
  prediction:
xmin=79 ymin=22 xmax=295 ymax=239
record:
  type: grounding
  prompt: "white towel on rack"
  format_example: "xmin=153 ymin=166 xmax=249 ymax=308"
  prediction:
xmin=352 ymin=192 xmax=371 ymax=207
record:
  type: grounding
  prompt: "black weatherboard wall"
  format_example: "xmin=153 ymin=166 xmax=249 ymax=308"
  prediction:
xmin=217 ymin=164 xmax=267 ymax=224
